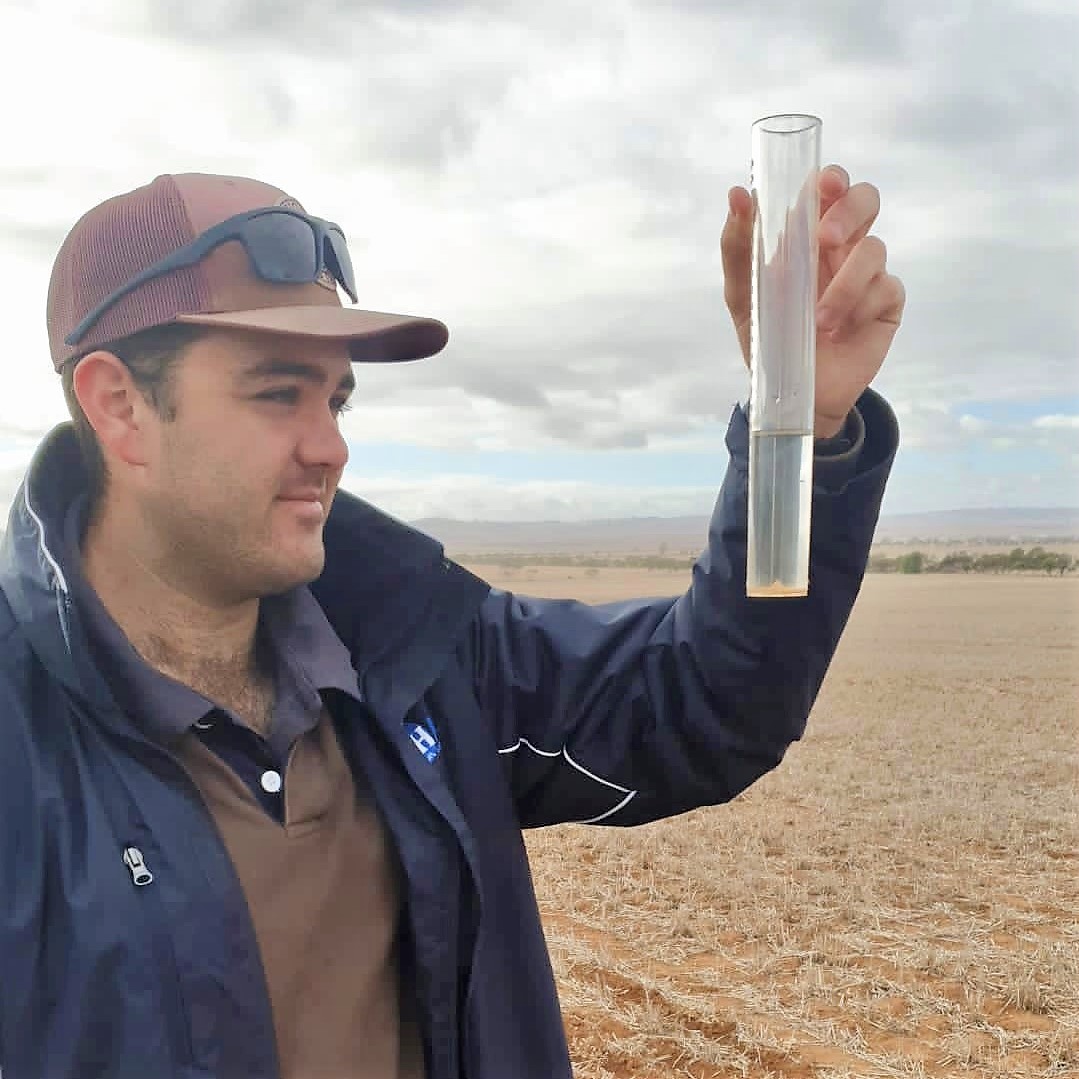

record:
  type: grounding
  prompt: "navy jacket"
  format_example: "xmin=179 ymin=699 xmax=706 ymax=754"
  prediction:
xmin=0 ymin=391 xmax=897 ymax=1078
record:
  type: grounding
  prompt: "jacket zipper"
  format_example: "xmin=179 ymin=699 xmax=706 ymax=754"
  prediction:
xmin=122 ymin=846 xmax=153 ymax=886
xmin=112 ymin=830 xmax=198 ymax=1072
xmin=88 ymin=718 xmax=280 ymax=1078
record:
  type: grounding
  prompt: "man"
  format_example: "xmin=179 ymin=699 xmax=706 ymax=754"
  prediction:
xmin=0 ymin=168 xmax=902 ymax=1078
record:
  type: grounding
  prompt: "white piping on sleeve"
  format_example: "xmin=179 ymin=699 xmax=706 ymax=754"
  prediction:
xmin=561 ymin=747 xmax=632 ymax=794
xmin=497 ymin=738 xmax=639 ymax=822
xmin=497 ymin=737 xmax=561 ymax=757
xmin=23 ymin=484 xmax=69 ymax=595
xmin=576 ymin=789 xmax=637 ymax=824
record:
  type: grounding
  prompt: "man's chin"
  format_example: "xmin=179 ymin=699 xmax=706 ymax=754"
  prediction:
xmin=257 ymin=546 xmax=326 ymax=596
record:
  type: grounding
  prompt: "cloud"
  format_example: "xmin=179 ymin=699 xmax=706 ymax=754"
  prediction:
xmin=0 ymin=218 xmax=70 ymax=261
xmin=339 ymin=471 xmax=718 ymax=522
xmin=873 ymin=237 xmax=1079 ymax=408
xmin=886 ymin=5 xmax=1077 ymax=182
xmin=958 ymin=414 xmax=990 ymax=434
xmin=0 ymin=0 xmax=1076 ymax=517
xmin=1034 ymin=414 xmax=1079 ymax=430
xmin=666 ymin=0 xmax=912 ymax=63
xmin=882 ymin=401 xmax=1079 ymax=462
xmin=0 ymin=473 xmax=27 ymax=519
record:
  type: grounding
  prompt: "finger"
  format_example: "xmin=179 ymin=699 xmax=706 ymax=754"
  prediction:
xmin=815 ymin=235 xmax=889 ymax=331
xmin=818 ymin=164 xmax=850 ymax=220
xmin=820 ymin=163 xmax=850 ymax=190
xmin=819 ymin=181 xmax=881 ymax=249
xmin=721 ymin=186 xmax=753 ymax=315
xmin=829 ymin=271 xmax=906 ymax=343
xmin=818 ymin=165 xmax=850 ymax=228
xmin=727 ymin=184 xmax=753 ymax=218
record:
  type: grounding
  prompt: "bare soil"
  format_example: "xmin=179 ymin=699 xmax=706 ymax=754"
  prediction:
xmin=463 ymin=566 xmax=1079 ymax=1078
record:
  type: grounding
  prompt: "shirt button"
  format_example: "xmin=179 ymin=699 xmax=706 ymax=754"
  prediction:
xmin=260 ymin=770 xmax=283 ymax=794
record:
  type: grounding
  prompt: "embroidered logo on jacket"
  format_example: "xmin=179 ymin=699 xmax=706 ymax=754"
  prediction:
xmin=404 ymin=715 xmax=441 ymax=763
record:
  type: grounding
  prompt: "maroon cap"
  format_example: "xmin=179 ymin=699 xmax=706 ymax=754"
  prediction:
xmin=46 ymin=173 xmax=449 ymax=372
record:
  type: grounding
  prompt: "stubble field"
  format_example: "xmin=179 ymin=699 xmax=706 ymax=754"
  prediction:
xmin=464 ymin=565 xmax=1079 ymax=1078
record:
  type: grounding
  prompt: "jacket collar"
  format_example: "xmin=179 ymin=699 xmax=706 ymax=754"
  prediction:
xmin=0 ymin=423 xmax=489 ymax=721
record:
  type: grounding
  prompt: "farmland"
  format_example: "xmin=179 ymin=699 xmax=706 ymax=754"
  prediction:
xmin=462 ymin=566 xmax=1079 ymax=1078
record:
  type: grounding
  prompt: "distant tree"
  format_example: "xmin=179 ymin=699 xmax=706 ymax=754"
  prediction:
xmin=1022 ymin=546 xmax=1050 ymax=572
xmin=867 ymin=554 xmax=897 ymax=573
xmin=897 ymin=551 xmax=925 ymax=574
xmin=1048 ymin=553 xmax=1074 ymax=576
xmin=936 ymin=551 xmax=974 ymax=573
xmin=975 ymin=552 xmax=1009 ymax=573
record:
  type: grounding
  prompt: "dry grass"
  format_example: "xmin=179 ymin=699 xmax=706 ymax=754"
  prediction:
xmin=464 ymin=566 xmax=1079 ymax=1078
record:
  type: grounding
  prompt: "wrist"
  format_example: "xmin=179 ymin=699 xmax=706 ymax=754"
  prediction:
xmin=814 ymin=413 xmax=847 ymax=440
xmin=813 ymin=406 xmax=865 ymax=461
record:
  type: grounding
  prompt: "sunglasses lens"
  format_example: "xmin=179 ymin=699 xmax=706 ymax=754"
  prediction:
xmin=326 ymin=228 xmax=357 ymax=300
xmin=244 ymin=212 xmax=319 ymax=284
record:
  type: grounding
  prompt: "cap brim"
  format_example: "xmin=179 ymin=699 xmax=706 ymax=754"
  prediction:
xmin=175 ymin=305 xmax=448 ymax=363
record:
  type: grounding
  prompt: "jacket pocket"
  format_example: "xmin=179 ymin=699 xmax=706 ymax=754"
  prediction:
xmin=118 ymin=837 xmax=200 ymax=1073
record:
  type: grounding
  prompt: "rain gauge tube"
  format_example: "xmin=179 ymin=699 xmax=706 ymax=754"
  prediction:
xmin=746 ymin=114 xmax=821 ymax=598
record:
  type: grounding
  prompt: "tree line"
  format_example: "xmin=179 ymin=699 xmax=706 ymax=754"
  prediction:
xmin=868 ymin=546 xmax=1075 ymax=575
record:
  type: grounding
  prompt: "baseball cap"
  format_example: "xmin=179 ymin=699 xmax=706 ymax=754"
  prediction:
xmin=46 ymin=173 xmax=449 ymax=372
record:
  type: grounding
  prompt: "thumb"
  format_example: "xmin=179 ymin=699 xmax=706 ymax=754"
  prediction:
xmin=721 ymin=186 xmax=754 ymax=362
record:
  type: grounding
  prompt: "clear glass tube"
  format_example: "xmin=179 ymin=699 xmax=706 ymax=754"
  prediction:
xmin=746 ymin=114 xmax=821 ymax=598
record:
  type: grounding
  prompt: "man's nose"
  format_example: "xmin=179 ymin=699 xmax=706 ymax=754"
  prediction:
xmin=297 ymin=408 xmax=350 ymax=472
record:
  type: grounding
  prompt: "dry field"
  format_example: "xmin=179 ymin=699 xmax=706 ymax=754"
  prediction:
xmin=465 ymin=565 xmax=1079 ymax=1078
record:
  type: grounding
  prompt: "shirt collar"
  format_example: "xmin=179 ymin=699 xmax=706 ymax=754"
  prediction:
xmin=64 ymin=495 xmax=360 ymax=746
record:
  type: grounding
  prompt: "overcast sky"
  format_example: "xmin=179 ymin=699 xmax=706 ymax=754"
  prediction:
xmin=1 ymin=0 xmax=1076 ymax=521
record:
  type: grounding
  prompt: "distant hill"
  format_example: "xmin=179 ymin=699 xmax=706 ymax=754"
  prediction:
xmin=413 ymin=507 xmax=1079 ymax=554
xmin=411 ymin=515 xmax=712 ymax=554
xmin=870 ymin=507 xmax=1079 ymax=543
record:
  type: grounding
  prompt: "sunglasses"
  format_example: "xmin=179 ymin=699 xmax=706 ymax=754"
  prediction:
xmin=65 ymin=208 xmax=359 ymax=347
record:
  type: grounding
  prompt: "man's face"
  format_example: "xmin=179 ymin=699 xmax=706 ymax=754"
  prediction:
xmin=133 ymin=328 xmax=354 ymax=604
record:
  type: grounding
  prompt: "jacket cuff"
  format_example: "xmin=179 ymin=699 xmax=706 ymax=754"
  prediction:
xmin=812 ymin=407 xmax=866 ymax=493
xmin=728 ymin=388 xmax=898 ymax=490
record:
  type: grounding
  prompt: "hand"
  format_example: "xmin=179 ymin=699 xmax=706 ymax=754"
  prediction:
xmin=721 ymin=165 xmax=906 ymax=438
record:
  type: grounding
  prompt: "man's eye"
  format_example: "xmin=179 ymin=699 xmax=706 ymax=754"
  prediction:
xmin=331 ymin=399 xmax=353 ymax=417
xmin=258 ymin=388 xmax=299 ymax=404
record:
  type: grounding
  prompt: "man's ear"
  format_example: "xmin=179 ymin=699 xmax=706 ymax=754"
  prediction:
xmin=72 ymin=351 xmax=153 ymax=468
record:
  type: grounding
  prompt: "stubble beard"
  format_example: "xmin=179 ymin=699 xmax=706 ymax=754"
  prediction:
xmin=147 ymin=492 xmax=326 ymax=605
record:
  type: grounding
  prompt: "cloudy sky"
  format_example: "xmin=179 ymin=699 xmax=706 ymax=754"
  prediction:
xmin=1 ymin=0 xmax=1076 ymax=521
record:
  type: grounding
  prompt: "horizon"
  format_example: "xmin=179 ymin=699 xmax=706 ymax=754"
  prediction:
xmin=402 ymin=506 xmax=1079 ymax=549
xmin=409 ymin=505 xmax=1079 ymax=525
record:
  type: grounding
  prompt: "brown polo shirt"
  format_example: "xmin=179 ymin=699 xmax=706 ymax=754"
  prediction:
xmin=67 ymin=499 xmax=425 ymax=1079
